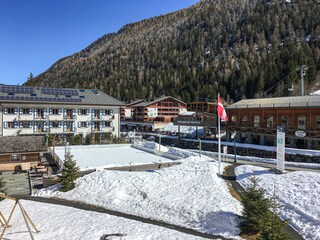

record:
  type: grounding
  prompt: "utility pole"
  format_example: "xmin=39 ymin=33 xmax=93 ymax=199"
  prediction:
xmin=297 ymin=65 xmax=308 ymax=96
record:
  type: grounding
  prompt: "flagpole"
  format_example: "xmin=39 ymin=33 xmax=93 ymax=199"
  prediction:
xmin=218 ymin=109 xmax=221 ymax=175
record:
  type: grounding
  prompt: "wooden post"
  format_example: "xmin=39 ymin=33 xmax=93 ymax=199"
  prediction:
xmin=0 ymin=194 xmax=39 ymax=240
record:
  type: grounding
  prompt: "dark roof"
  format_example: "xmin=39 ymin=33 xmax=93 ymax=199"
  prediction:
xmin=227 ymin=95 xmax=320 ymax=109
xmin=0 ymin=85 xmax=125 ymax=106
xmin=0 ymin=136 xmax=47 ymax=153
xmin=131 ymin=96 xmax=186 ymax=107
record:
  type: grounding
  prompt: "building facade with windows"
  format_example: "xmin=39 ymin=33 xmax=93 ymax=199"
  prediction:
xmin=226 ymin=95 xmax=320 ymax=150
xmin=0 ymin=85 xmax=124 ymax=139
xmin=131 ymin=96 xmax=187 ymax=123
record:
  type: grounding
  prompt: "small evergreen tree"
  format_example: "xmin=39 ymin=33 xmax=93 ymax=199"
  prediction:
xmin=259 ymin=195 xmax=288 ymax=240
xmin=240 ymin=176 xmax=288 ymax=239
xmin=60 ymin=151 xmax=79 ymax=192
xmin=239 ymin=176 xmax=269 ymax=234
xmin=0 ymin=174 xmax=7 ymax=200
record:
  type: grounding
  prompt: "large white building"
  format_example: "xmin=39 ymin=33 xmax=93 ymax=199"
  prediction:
xmin=0 ymin=85 xmax=124 ymax=138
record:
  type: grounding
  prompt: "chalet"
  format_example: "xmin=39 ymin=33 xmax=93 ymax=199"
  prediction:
xmin=131 ymin=96 xmax=187 ymax=123
xmin=226 ymin=95 xmax=320 ymax=150
xmin=0 ymin=135 xmax=47 ymax=171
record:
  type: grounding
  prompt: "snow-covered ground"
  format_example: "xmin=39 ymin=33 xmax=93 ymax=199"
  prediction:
xmin=162 ymin=122 xmax=204 ymax=138
xmin=0 ymin=200 xmax=207 ymax=240
xmin=235 ymin=165 xmax=320 ymax=240
xmin=36 ymin=155 xmax=242 ymax=239
xmin=54 ymin=144 xmax=172 ymax=170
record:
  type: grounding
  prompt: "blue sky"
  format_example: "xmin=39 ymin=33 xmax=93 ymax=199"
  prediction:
xmin=0 ymin=0 xmax=198 ymax=85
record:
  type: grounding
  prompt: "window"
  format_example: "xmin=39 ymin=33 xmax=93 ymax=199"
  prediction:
xmin=52 ymin=109 xmax=60 ymax=115
xmin=8 ymin=108 xmax=16 ymax=114
xmin=297 ymin=116 xmax=306 ymax=130
xmin=21 ymin=108 xmax=31 ymax=114
xmin=317 ymin=116 xmax=320 ymax=130
xmin=21 ymin=122 xmax=32 ymax=128
xmin=266 ymin=116 xmax=273 ymax=128
xmin=105 ymin=109 xmax=113 ymax=115
xmin=79 ymin=109 xmax=87 ymax=115
xmin=11 ymin=154 xmax=21 ymax=162
xmin=253 ymin=115 xmax=260 ymax=127
xmin=8 ymin=122 xmax=15 ymax=128
xmin=51 ymin=122 xmax=61 ymax=128
xmin=79 ymin=122 xmax=87 ymax=128
xmin=231 ymin=115 xmax=237 ymax=122
xmin=281 ymin=115 xmax=289 ymax=127
xmin=241 ymin=116 xmax=248 ymax=126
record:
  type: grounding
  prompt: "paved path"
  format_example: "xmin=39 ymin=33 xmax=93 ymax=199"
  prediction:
xmin=223 ymin=164 xmax=304 ymax=240
xmin=14 ymin=195 xmax=228 ymax=240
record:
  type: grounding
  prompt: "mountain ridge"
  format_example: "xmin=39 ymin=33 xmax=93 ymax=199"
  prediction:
xmin=26 ymin=0 xmax=320 ymax=103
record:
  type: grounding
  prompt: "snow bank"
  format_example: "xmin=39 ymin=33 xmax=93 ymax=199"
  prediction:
xmin=0 ymin=200 xmax=206 ymax=240
xmin=235 ymin=165 xmax=320 ymax=239
xmin=37 ymin=157 xmax=242 ymax=239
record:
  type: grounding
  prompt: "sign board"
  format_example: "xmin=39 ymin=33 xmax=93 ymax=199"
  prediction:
xmin=295 ymin=130 xmax=306 ymax=138
xmin=147 ymin=108 xmax=158 ymax=117
xmin=223 ymin=146 xmax=228 ymax=155
xmin=276 ymin=130 xmax=285 ymax=172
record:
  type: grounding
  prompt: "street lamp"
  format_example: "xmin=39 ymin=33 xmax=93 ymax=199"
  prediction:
xmin=158 ymin=134 xmax=162 ymax=152
xmin=198 ymin=138 xmax=202 ymax=157
xmin=64 ymin=141 xmax=69 ymax=161
xmin=232 ymin=132 xmax=237 ymax=163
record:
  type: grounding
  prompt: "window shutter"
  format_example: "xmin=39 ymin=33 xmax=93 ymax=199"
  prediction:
xmin=58 ymin=122 xmax=62 ymax=128
xmin=34 ymin=109 xmax=38 ymax=119
xmin=34 ymin=124 xmax=38 ymax=132
xmin=86 ymin=109 xmax=89 ymax=115
xmin=29 ymin=108 xmax=33 ymax=115
xmin=102 ymin=110 xmax=106 ymax=116
xmin=29 ymin=122 xmax=33 ymax=128
xmin=78 ymin=122 xmax=81 ymax=128
xmin=14 ymin=108 xmax=18 ymax=115
xmin=99 ymin=111 xmax=102 ymax=119
xmin=72 ymin=122 xmax=75 ymax=132
xmin=86 ymin=122 xmax=90 ymax=128
xmin=19 ymin=108 xmax=23 ymax=115
xmin=110 ymin=121 xmax=113 ymax=127
xmin=43 ymin=109 xmax=47 ymax=119
xmin=49 ymin=108 xmax=53 ymax=115
xmin=58 ymin=109 xmax=62 ymax=115
xmin=4 ymin=122 xmax=7 ymax=129
xmin=72 ymin=109 xmax=76 ymax=116
xmin=49 ymin=122 xmax=53 ymax=128
xmin=78 ymin=109 xmax=81 ymax=115
xmin=19 ymin=122 xmax=23 ymax=128
xmin=110 ymin=110 xmax=113 ymax=115
xmin=4 ymin=108 xmax=8 ymax=115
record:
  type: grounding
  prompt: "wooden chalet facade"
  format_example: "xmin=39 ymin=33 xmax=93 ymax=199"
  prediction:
xmin=226 ymin=95 xmax=320 ymax=150
xmin=0 ymin=135 xmax=47 ymax=171
xmin=187 ymin=101 xmax=218 ymax=114
xmin=131 ymin=96 xmax=187 ymax=123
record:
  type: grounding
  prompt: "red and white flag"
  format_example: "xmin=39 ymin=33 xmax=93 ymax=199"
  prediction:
xmin=217 ymin=94 xmax=228 ymax=121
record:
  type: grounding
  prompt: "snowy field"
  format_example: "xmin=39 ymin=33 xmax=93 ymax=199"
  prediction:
xmin=54 ymin=144 xmax=172 ymax=170
xmin=36 ymin=155 xmax=242 ymax=239
xmin=10 ymin=142 xmax=318 ymax=239
xmin=235 ymin=165 xmax=320 ymax=240
xmin=0 ymin=200 xmax=207 ymax=240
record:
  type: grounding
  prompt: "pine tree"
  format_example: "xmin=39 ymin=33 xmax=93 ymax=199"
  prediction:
xmin=0 ymin=174 xmax=7 ymax=200
xmin=239 ymin=176 xmax=269 ymax=234
xmin=240 ymin=176 xmax=288 ymax=239
xmin=259 ymin=195 xmax=288 ymax=240
xmin=60 ymin=151 xmax=79 ymax=192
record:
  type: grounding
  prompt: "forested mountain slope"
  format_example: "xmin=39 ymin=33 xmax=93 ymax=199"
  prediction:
xmin=26 ymin=0 xmax=320 ymax=102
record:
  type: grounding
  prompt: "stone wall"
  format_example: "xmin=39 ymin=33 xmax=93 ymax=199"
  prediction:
xmin=149 ymin=136 xmax=320 ymax=163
